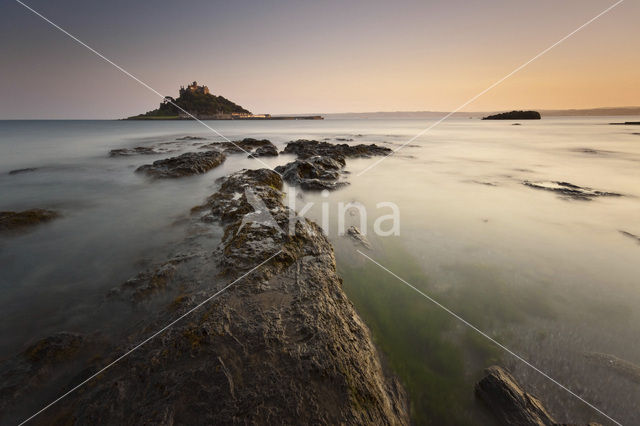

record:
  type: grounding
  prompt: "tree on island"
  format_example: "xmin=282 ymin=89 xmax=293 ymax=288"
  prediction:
xmin=482 ymin=110 xmax=541 ymax=120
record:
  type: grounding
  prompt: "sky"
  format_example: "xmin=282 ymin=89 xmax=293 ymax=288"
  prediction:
xmin=0 ymin=0 xmax=638 ymax=118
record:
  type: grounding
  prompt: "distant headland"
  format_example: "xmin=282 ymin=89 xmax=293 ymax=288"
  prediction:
xmin=126 ymin=81 xmax=322 ymax=121
xmin=482 ymin=110 xmax=541 ymax=120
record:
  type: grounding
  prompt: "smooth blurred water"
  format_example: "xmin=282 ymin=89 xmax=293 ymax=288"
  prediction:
xmin=1 ymin=118 xmax=639 ymax=425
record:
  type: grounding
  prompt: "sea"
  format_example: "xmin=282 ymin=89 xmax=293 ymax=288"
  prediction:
xmin=1 ymin=117 xmax=639 ymax=425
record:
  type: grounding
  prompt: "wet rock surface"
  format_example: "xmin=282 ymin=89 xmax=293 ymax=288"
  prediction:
xmin=248 ymin=144 xmax=278 ymax=158
xmin=0 ymin=209 xmax=59 ymax=235
xmin=475 ymin=366 xmax=602 ymax=426
xmin=476 ymin=366 xmax=556 ymax=426
xmin=109 ymin=146 xmax=168 ymax=157
xmin=275 ymin=155 xmax=348 ymax=190
xmin=282 ymin=139 xmax=392 ymax=161
xmin=523 ymin=181 xmax=622 ymax=201
xmin=346 ymin=225 xmax=372 ymax=249
xmin=136 ymin=150 xmax=226 ymax=178
xmin=1 ymin=168 xmax=409 ymax=425
xmin=202 ymin=138 xmax=278 ymax=156
xmin=277 ymin=140 xmax=392 ymax=191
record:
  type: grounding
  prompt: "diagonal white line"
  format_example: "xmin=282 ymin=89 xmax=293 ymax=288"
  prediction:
xmin=356 ymin=249 xmax=622 ymax=426
xmin=18 ymin=250 xmax=283 ymax=426
xmin=14 ymin=0 xmax=281 ymax=175
xmin=356 ymin=0 xmax=625 ymax=176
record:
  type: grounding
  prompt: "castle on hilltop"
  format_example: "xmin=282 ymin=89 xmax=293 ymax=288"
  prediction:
xmin=179 ymin=81 xmax=210 ymax=96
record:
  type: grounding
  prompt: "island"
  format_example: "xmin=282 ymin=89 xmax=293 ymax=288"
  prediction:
xmin=126 ymin=81 xmax=323 ymax=120
xmin=482 ymin=110 xmax=541 ymax=120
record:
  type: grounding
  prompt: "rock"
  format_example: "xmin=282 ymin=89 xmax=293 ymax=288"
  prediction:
xmin=135 ymin=150 xmax=226 ymax=178
xmin=282 ymin=139 xmax=392 ymax=161
xmin=275 ymin=156 xmax=348 ymax=191
xmin=482 ymin=111 xmax=541 ymax=120
xmin=522 ymin=181 xmax=622 ymax=201
xmin=619 ymin=230 xmax=640 ymax=245
xmin=176 ymin=136 xmax=207 ymax=140
xmin=585 ymin=352 xmax=640 ymax=384
xmin=201 ymin=138 xmax=276 ymax=155
xmin=8 ymin=168 xmax=38 ymax=175
xmin=248 ymin=144 xmax=278 ymax=158
xmin=20 ymin=168 xmax=409 ymax=425
xmin=609 ymin=121 xmax=640 ymax=125
xmin=0 ymin=209 xmax=59 ymax=235
xmin=346 ymin=226 xmax=371 ymax=249
xmin=109 ymin=146 xmax=164 ymax=157
xmin=475 ymin=366 xmax=556 ymax=426
xmin=335 ymin=137 xmax=354 ymax=141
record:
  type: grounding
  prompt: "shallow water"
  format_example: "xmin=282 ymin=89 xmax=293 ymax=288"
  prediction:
xmin=1 ymin=118 xmax=639 ymax=424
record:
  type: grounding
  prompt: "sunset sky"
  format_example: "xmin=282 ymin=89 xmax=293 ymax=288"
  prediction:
xmin=1 ymin=0 xmax=638 ymax=118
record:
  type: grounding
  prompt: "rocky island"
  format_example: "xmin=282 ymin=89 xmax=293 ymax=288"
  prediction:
xmin=483 ymin=110 xmax=541 ymax=120
xmin=126 ymin=81 xmax=322 ymax=120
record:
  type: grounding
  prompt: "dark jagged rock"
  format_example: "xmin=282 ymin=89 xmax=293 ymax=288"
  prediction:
xmin=276 ymin=140 xmax=392 ymax=191
xmin=282 ymin=139 xmax=392 ymax=161
xmin=0 ymin=209 xmax=59 ymax=235
xmin=475 ymin=366 xmax=556 ymax=426
xmin=483 ymin=111 xmax=541 ymax=120
xmin=476 ymin=366 xmax=602 ymax=426
xmin=248 ymin=144 xmax=278 ymax=158
xmin=8 ymin=168 xmax=38 ymax=175
xmin=275 ymin=156 xmax=348 ymax=191
xmin=202 ymin=138 xmax=278 ymax=157
xmin=136 ymin=151 xmax=226 ymax=178
xmin=523 ymin=181 xmax=622 ymax=201
xmin=346 ymin=226 xmax=371 ymax=249
xmin=10 ymin=168 xmax=409 ymax=424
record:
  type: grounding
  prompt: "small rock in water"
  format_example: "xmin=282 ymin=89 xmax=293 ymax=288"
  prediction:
xmin=0 ymin=209 xmax=59 ymax=235
xmin=522 ymin=180 xmax=622 ymax=201
xmin=619 ymin=230 xmax=640 ymax=245
xmin=176 ymin=135 xmax=207 ymax=140
xmin=136 ymin=151 xmax=226 ymax=178
xmin=346 ymin=226 xmax=371 ymax=249
xmin=8 ymin=167 xmax=38 ymax=175
xmin=248 ymin=144 xmax=278 ymax=158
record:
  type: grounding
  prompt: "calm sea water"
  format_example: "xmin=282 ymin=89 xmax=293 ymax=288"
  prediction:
xmin=1 ymin=118 xmax=639 ymax=425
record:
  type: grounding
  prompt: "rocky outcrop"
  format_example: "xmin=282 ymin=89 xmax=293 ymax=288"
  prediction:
xmin=110 ymin=146 xmax=168 ymax=157
xmin=136 ymin=150 xmax=226 ymax=178
xmin=282 ymin=139 xmax=392 ymax=161
xmin=202 ymin=138 xmax=277 ymax=156
xmin=483 ymin=111 xmax=541 ymax=120
xmin=1 ymin=168 xmax=409 ymax=425
xmin=523 ymin=181 xmax=622 ymax=201
xmin=276 ymin=140 xmax=392 ymax=191
xmin=609 ymin=121 xmax=640 ymax=125
xmin=275 ymin=156 xmax=347 ymax=190
xmin=475 ymin=366 xmax=557 ymax=426
xmin=248 ymin=144 xmax=278 ymax=158
xmin=476 ymin=366 xmax=602 ymax=426
xmin=0 ymin=209 xmax=59 ymax=235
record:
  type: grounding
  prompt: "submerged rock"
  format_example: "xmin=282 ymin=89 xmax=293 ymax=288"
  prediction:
xmin=8 ymin=168 xmax=38 ymax=175
xmin=109 ymin=146 xmax=167 ymax=157
xmin=275 ymin=156 xmax=348 ymax=191
xmin=0 ymin=209 xmax=59 ymax=235
xmin=176 ymin=135 xmax=207 ymax=140
xmin=522 ymin=181 xmax=622 ymax=201
xmin=482 ymin=111 xmax=541 ymax=120
xmin=585 ymin=352 xmax=640 ymax=384
xmin=136 ymin=150 xmax=226 ymax=178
